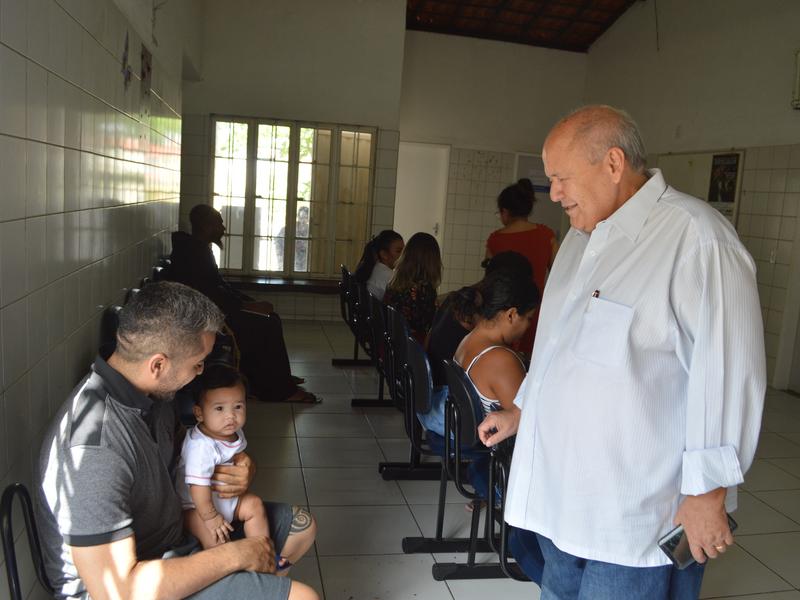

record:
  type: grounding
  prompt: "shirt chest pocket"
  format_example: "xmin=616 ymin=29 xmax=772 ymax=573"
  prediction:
xmin=572 ymin=297 xmax=634 ymax=368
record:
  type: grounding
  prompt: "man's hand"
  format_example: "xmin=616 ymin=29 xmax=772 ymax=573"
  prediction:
xmin=242 ymin=301 xmax=274 ymax=315
xmin=674 ymin=487 xmax=733 ymax=563
xmin=203 ymin=513 xmax=233 ymax=545
xmin=212 ymin=452 xmax=255 ymax=499
xmin=230 ymin=536 xmax=277 ymax=574
xmin=477 ymin=410 xmax=521 ymax=446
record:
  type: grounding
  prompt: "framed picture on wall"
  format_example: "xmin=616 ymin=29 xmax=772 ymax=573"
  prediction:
xmin=707 ymin=153 xmax=740 ymax=219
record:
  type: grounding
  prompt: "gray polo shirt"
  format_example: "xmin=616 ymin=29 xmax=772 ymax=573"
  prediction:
xmin=36 ymin=356 xmax=185 ymax=600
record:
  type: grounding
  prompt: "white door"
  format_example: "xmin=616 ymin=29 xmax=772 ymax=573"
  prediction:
xmin=393 ymin=142 xmax=449 ymax=244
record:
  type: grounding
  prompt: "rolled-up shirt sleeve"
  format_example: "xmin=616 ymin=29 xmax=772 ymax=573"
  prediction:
xmin=673 ymin=239 xmax=766 ymax=496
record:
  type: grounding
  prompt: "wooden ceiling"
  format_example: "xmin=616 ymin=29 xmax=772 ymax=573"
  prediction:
xmin=406 ymin=0 xmax=637 ymax=53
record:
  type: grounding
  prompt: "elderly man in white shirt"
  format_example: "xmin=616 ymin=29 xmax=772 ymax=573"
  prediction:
xmin=479 ymin=105 xmax=765 ymax=600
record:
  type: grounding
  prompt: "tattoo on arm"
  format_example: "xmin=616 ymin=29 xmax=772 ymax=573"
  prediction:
xmin=289 ymin=506 xmax=312 ymax=534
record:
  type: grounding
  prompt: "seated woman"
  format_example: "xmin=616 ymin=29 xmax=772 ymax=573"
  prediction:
xmin=451 ymin=269 xmax=544 ymax=584
xmin=452 ymin=270 xmax=539 ymax=416
xmin=419 ymin=251 xmax=533 ymax=436
xmin=353 ymin=230 xmax=404 ymax=301
xmin=383 ymin=232 xmax=442 ymax=343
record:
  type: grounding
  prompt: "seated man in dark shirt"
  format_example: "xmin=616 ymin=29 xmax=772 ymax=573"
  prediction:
xmin=37 ymin=282 xmax=318 ymax=600
xmin=169 ymin=204 xmax=317 ymax=403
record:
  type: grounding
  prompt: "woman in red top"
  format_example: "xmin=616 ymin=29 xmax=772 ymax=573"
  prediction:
xmin=485 ymin=178 xmax=558 ymax=357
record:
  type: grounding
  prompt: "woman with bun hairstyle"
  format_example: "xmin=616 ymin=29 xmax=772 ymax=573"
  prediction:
xmin=485 ymin=178 xmax=558 ymax=356
xmin=383 ymin=232 xmax=442 ymax=343
xmin=354 ymin=230 xmax=404 ymax=301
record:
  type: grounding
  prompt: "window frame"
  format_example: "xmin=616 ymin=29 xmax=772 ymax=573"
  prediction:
xmin=208 ymin=114 xmax=377 ymax=278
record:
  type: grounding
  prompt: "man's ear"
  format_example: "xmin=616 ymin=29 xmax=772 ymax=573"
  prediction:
xmin=606 ymin=147 xmax=626 ymax=184
xmin=147 ymin=353 xmax=169 ymax=380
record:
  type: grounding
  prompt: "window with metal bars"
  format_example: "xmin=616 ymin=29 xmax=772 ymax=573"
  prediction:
xmin=210 ymin=117 xmax=375 ymax=277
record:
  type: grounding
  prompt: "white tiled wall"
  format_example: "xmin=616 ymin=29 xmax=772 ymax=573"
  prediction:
xmin=440 ymin=148 xmax=515 ymax=293
xmin=737 ymin=144 xmax=800 ymax=381
xmin=178 ymin=116 xmax=399 ymax=321
xmin=0 ymin=1 xmax=183 ymax=596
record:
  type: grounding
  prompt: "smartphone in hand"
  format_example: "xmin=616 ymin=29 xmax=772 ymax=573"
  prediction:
xmin=658 ymin=514 xmax=738 ymax=569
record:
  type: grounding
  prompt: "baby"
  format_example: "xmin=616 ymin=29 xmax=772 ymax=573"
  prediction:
xmin=176 ymin=365 xmax=270 ymax=550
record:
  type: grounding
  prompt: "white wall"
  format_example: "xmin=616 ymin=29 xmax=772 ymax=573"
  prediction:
xmin=399 ymin=31 xmax=587 ymax=152
xmin=183 ymin=0 xmax=406 ymax=130
xmin=0 ymin=0 xmax=186 ymax=595
xmin=585 ymin=0 xmax=800 ymax=154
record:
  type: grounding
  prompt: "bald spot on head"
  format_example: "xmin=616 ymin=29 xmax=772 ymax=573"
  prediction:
xmin=545 ymin=105 xmax=647 ymax=173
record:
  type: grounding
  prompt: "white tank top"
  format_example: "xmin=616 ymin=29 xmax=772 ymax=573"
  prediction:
xmin=463 ymin=345 xmax=526 ymax=416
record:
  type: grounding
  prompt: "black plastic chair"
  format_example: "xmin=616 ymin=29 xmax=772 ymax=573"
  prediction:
xmin=351 ymin=292 xmax=393 ymax=408
xmin=1 ymin=484 xmax=53 ymax=600
xmin=377 ymin=317 xmax=442 ymax=481
xmin=397 ymin=339 xmax=496 ymax=557
xmin=426 ymin=359 xmax=509 ymax=581
xmin=331 ymin=266 xmax=371 ymax=367
xmin=152 ymin=265 xmax=167 ymax=282
xmin=487 ymin=441 xmax=530 ymax=581
xmin=344 ymin=284 xmax=393 ymax=408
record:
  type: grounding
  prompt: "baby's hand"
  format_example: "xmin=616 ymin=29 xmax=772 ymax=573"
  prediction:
xmin=203 ymin=512 xmax=234 ymax=545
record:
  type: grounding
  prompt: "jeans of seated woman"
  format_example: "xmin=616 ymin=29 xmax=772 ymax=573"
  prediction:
xmin=416 ymin=385 xmax=448 ymax=436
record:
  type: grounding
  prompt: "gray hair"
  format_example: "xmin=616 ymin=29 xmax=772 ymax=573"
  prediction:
xmin=116 ymin=281 xmax=224 ymax=362
xmin=563 ymin=105 xmax=647 ymax=172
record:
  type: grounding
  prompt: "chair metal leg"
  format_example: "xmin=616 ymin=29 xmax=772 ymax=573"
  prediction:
xmin=351 ymin=372 xmax=394 ymax=407
xmin=332 ymin=337 xmax=372 ymax=367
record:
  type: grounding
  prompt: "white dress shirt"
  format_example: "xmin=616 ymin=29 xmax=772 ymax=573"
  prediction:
xmin=505 ymin=169 xmax=766 ymax=567
xmin=367 ymin=262 xmax=393 ymax=301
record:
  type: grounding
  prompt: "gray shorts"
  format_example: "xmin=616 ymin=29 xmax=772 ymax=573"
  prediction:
xmin=169 ymin=501 xmax=294 ymax=600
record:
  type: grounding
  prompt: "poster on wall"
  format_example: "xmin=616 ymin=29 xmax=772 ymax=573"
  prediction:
xmin=707 ymin=153 xmax=739 ymax=219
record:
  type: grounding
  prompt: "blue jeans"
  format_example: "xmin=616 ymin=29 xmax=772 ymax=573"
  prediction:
xmin=537 ymin=534 xmax=705 ymax=600
xmin=508 ymin=527 xmax=545 ymax=584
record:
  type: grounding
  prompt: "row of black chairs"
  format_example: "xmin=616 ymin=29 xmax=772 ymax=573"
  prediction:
xmin=332 ymin=266 xmax=529 ymax=582
xmin=1 ymin=257 xmax=181 ymax=600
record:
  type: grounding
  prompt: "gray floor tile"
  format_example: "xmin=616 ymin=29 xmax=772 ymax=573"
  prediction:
xmin=447 ymin=575 xmax=540 ymax=600
xmin=249 ymin=467 xmax=308 ymax=507
xmin=297 ymin=437 xmax=384 ymax=468
xmin=409 ymin=503 xmax=484 ymax=541
xmin=756 ymin=433 xmax=800 ymax=459
xmin=295 ymin=413 xmax=373 ymax=437
xmin=365 ymin=410 xmax=407 ymax=438
xmin=304 ymin=467 xmax=405 ymax=506
xmin=246 ymin=403 xmax=296 ymax=437
xmin=246 ymin=436 xmax=301 ymax=468
xmin=743 ymin=460 xmax=800 ymax=491
xmin=292 ymin=394 xmax=364 ymax=415
xmin=737 ymin=532 xmax=800 ymax=588
xmin=286 ymin=555 xmax=324 ymax=600
xmin=770 ymin=458 xmax=800 ymax=479
xmin=733 ymin=492 xmax=800 ymax=535
xmin=299 ymin=375 xmax=354 ymax=395
xmin=319 ymin=554 xmax=453 ymax=600
xmin=377 ymin=438 xmax=439 ymax=464
xmin=781 ymin=432 xmax=800 ymax=446
xmin=762 ymin=411 xmax=800 ymax=434
xmin=699 ymin=544 xmax=793 ymax=598
xmin=313 ymin=505 xmax=422 ymax=555
xmin=752 ymin=489 xmax=800 ymax=524
xmin=289 ymin=361 xmax=346 ymax=378
xmin=398 ymin=479 xmax=465 ymax=505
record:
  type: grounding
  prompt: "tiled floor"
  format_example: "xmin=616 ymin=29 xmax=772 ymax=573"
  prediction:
xmin=251 ymin=320 xmax=800 ymax=600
